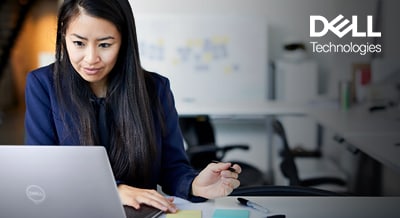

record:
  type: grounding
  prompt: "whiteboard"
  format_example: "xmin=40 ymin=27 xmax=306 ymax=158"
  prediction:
xmin=135 ymin=14 xmax=268 ymax=107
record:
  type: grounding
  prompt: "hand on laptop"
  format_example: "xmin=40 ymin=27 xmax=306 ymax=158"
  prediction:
xmin=117 ymin=185 xmax=177 ymax=213
xmin=191 ymin=162 xmax=241 ymax=199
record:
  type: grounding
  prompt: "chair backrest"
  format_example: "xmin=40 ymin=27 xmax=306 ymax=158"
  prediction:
xmin=179 ymin=115 xmax=218 ymax=169
xmin=179 ymin=116 xmax=215 ymax=145
xmin=272 ymin=118 xmax=301 ymax=186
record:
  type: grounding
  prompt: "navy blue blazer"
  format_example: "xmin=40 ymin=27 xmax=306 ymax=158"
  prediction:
xmin=25 ymin=64 xmax=203 ymax=201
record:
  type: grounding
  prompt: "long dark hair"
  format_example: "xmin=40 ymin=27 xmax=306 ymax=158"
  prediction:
xmin=54 ymin=0 xmax=160 ymax=186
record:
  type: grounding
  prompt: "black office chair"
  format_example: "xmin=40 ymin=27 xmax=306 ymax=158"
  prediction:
xmin=272 ymin=118 xmax=347 ymax=189
xmin=230 ymin=185 xmax=345 ymax=196
xmin=179 ymin=115 xmax=265 ymax=187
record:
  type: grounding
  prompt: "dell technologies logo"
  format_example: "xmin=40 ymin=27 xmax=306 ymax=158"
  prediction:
xmin=310 ymin=14 xmax=381 ymax=38
xmin=309 ymin=14 xmax=382 ymax=55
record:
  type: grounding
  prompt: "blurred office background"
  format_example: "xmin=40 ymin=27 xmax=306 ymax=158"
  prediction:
xmin=0 ymin=0 xmax=399 ymax=196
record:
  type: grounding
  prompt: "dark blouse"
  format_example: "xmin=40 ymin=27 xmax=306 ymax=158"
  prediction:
xmin=24 ymin=64 xmax=205 ymax=202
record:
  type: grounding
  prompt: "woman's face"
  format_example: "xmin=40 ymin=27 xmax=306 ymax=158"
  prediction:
xmin=65 ymin=12 xmax=121 ymax=96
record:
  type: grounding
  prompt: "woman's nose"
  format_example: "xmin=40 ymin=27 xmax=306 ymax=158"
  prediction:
xmin=84 ymin=46 xmax=100 ymax=64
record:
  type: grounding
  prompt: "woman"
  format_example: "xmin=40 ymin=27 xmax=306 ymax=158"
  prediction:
xmin=24 ymin=0 xmax=241 ymax=213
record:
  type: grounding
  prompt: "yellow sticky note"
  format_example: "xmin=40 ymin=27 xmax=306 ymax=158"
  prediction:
xmin=166 ymin=210 xmax=202 ymax=218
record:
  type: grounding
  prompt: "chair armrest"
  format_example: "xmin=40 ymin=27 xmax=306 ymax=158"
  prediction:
xmin=221 ymin=144 xmax=249 ymax=153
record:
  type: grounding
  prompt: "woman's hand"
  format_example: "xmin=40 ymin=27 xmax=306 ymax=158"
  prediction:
xmin=117 ymin=184 xmax=177 ymax=213
xmin=191 ymin=162 xmax=241 ymax=199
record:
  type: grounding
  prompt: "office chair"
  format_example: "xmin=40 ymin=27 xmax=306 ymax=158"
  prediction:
xmin=179 ymin=115 xmax=265 ymax=187
xmin=272 ymin=118 xmax=347 ymax=190
xmin=230 ymin=185 xmax=344 ymax=196
xmin=281 ymin=137 xmax=322 ymax=158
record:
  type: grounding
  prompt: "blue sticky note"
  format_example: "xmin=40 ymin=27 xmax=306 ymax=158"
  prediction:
xmin=213 ymin=209 xmax=249 ymax=218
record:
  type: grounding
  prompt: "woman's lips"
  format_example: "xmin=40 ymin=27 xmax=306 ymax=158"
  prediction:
xmin=83 ymin=67 xmax=101 ymax=75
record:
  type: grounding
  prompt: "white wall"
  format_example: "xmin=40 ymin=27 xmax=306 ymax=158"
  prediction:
xmin=130 ymin=0 xmax=339 ymax=69
xmin=130 ymin=0 xmax=398 ymax=96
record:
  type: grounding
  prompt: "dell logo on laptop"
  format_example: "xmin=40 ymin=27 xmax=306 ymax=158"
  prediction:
xmin=26 ymin=185 xmax=46 ymax=204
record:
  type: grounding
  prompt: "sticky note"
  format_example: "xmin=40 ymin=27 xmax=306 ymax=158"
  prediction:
xmin=166 ymin=210 xmax=201 ymax=218
xmin=212 ymin=209 xmax=249 ymax=218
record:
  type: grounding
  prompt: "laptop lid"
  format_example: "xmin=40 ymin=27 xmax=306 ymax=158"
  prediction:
xmin=0 ymin=146 xmax=126 ymax=218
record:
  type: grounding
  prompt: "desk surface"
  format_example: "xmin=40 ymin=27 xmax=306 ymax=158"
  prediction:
xmin=345 ymin=134 xmax=400 ymax=173
xmin=176 ymin=101 xmax=308 ymax=116
xmin=310 ymin=105 xmax=400 ymax=136
xmin=162 ymin=196 xmax=400 ymax=218
xmin=309 ymin=105 xmax=400 ymax=172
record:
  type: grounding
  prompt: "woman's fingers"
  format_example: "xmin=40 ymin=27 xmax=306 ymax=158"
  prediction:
xmin=136 ymin=190 xmax=177 ymax=212
xmin=231 ymin=163 xmax=242 ymax=174
xmin=118 ymin=185 xmax=177 ymax=213
xmin=222 ymin=176 xmax=241 ymax=193
xmin=221 ymin=170 xmax=239 ymax=179
xmin=211 ymin=162 xmax=242 ymax=174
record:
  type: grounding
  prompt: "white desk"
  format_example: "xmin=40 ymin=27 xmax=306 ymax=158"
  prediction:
xmin=309 ymin=104 xmax=400 ymax=173
xmin=176 ymin=101 xmax=308 ymax=117
xmin=176 ymin=101 xmax=308 ymax=182
xmin=344 ymin=134 xmax=400 ymax=174
xmin=310 ymin=105 xmax=400 ymax=135
xmin=161 ymin=196 xmax=400 ymax=218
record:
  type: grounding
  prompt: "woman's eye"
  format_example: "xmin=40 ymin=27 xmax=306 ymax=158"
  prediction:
xmin=73 ymin=41 xmax=84 ymax=47
xmin=99 ymin=43 xmax=111 ymax=48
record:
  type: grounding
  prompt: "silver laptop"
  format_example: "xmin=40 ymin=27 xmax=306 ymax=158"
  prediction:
xmin=0 ymin=145 xmax=126 ymax=218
